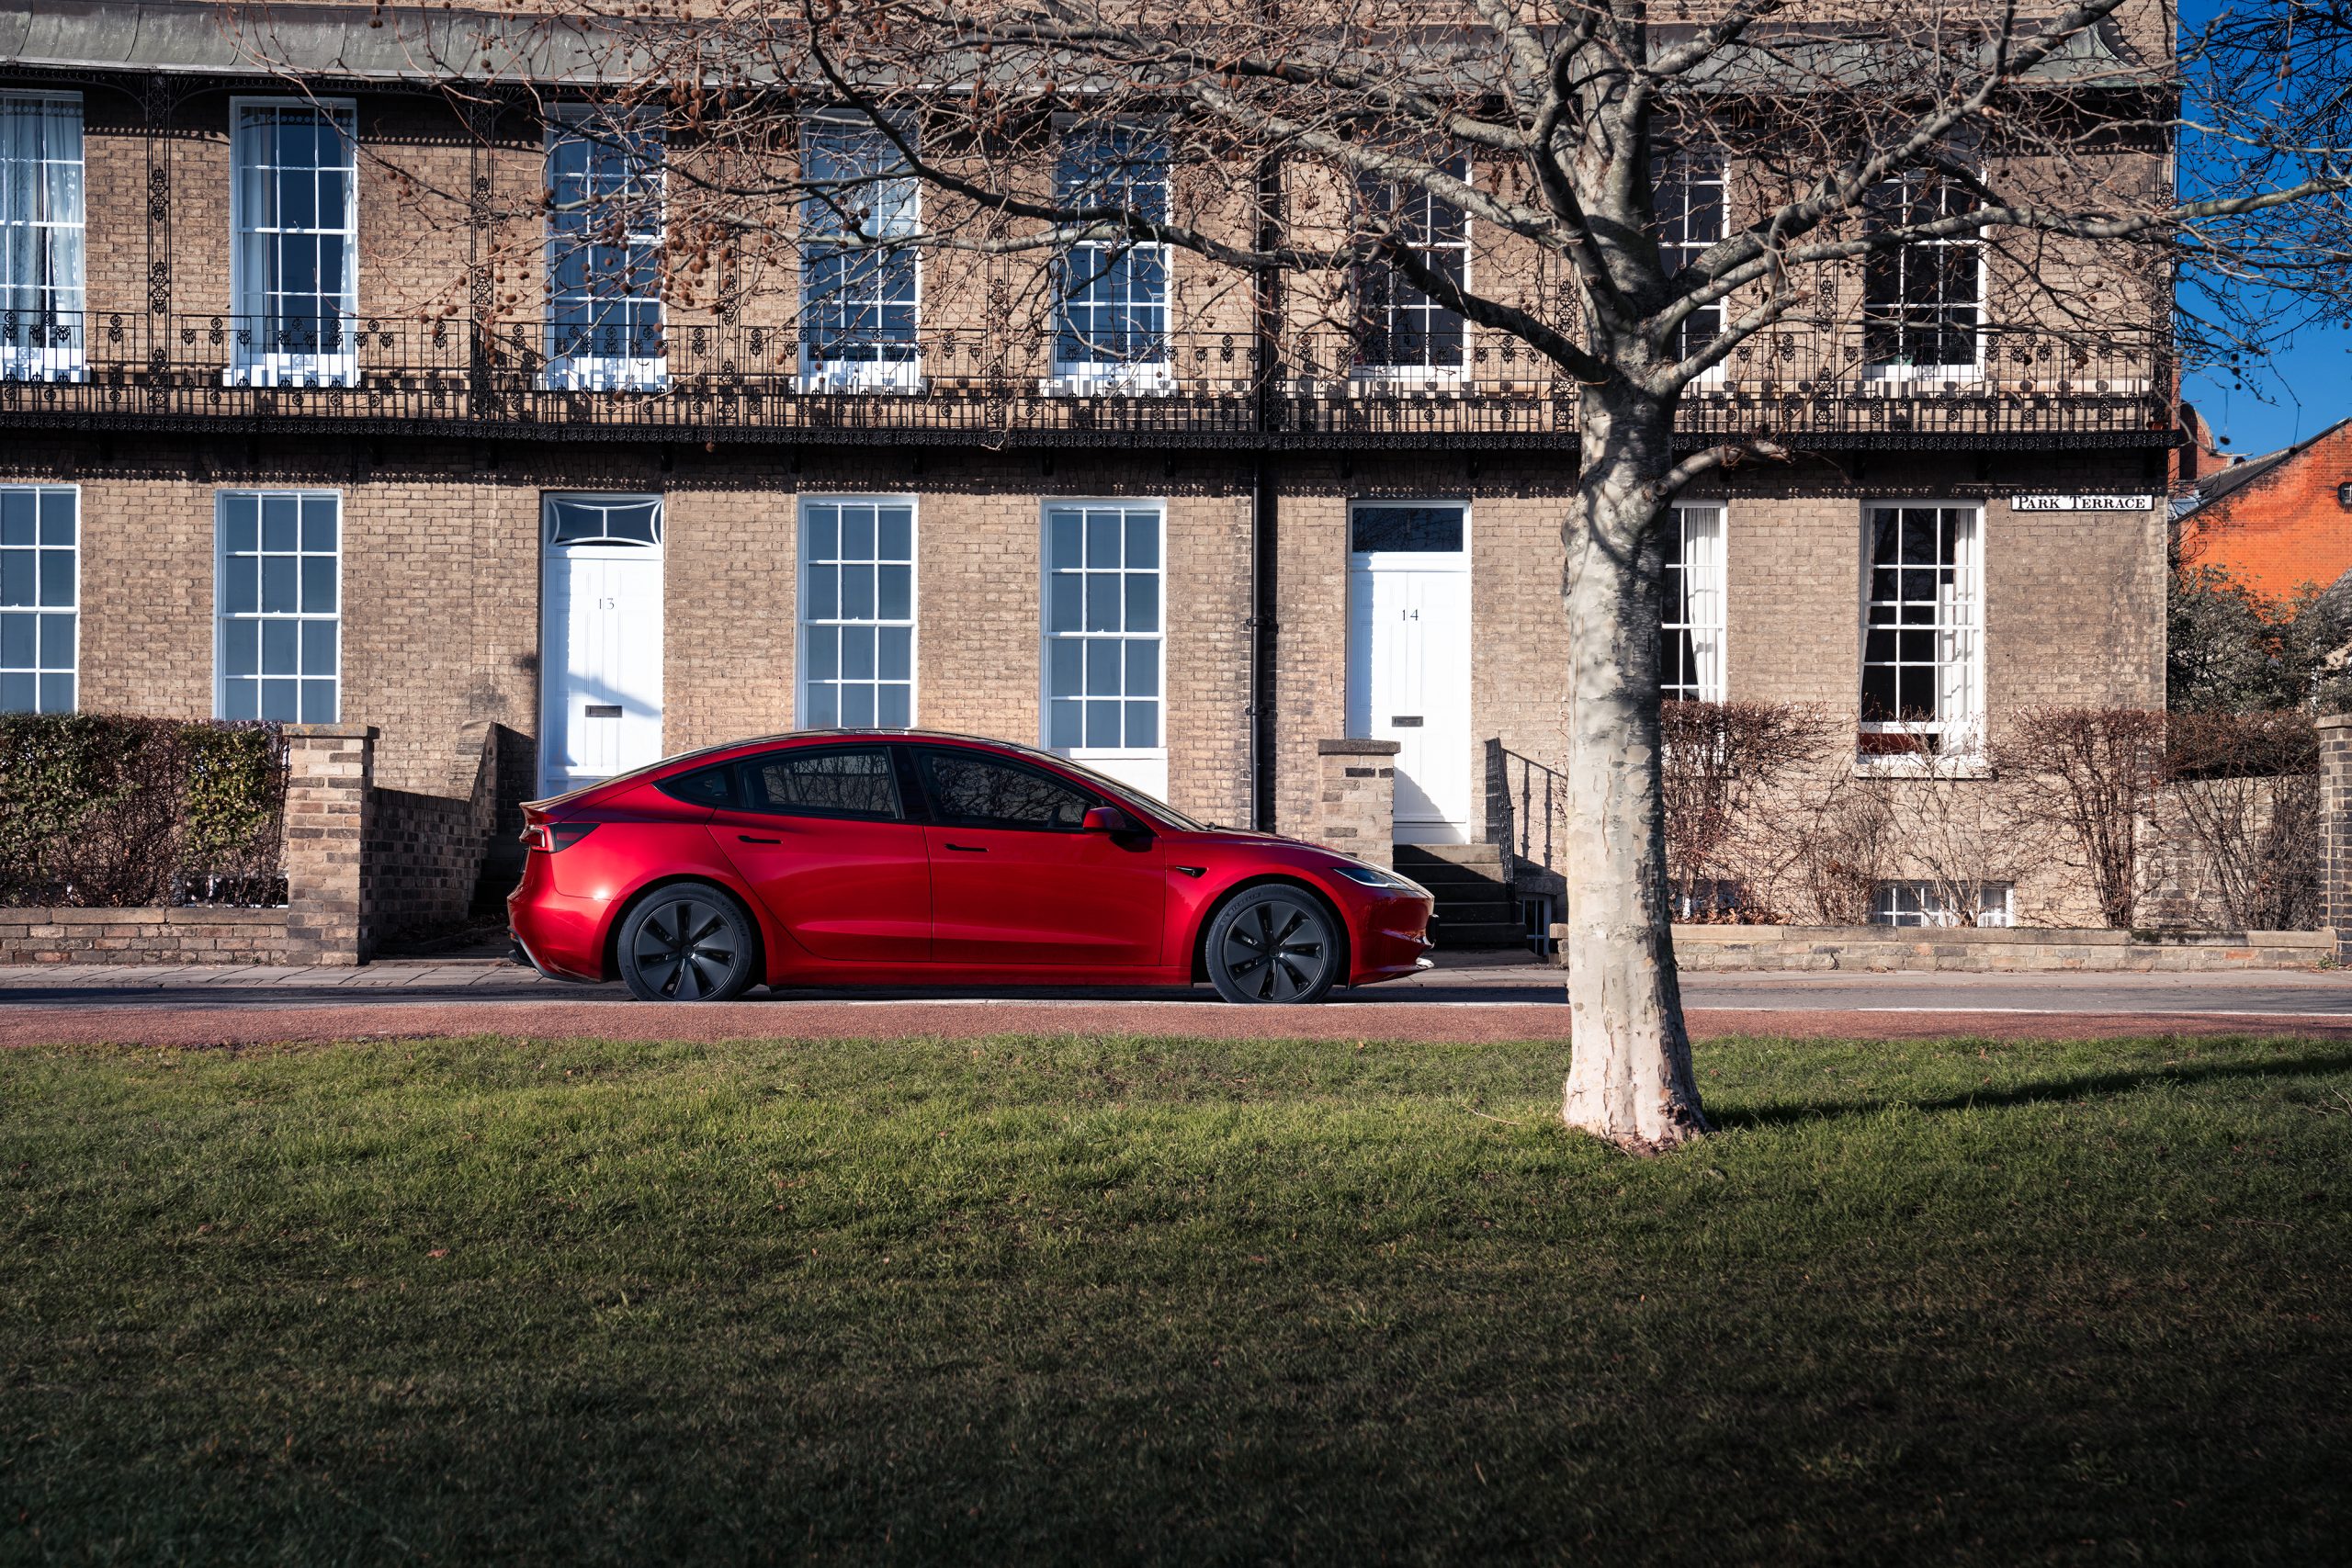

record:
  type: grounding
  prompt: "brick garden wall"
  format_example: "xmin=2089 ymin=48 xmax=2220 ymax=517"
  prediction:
xmin=0 ymin=907 xmax=290 ymax=965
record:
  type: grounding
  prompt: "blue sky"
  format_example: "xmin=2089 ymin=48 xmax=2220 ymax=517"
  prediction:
xmin=2174 ymin=0 xmax=2352 ymax=456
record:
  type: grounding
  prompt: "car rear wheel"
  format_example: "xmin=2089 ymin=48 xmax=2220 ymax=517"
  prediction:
xmin=616 ymin=885 xmax=757 ymax=1002
xmin=1205 ymin=885 xmax=1341 ymax=1004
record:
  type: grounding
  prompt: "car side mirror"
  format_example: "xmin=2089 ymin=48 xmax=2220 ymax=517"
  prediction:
xmin=1082 ymin=805 xmax=1137 ymax=833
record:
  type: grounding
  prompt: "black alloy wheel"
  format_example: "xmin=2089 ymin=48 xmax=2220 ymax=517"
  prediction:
xmin=616 ymin=886 xmax=757 ymax=1001
xmin=1205 ymin=886 xmax=1340 ymax=1004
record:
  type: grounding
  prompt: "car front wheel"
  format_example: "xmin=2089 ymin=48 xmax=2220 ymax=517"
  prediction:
xmin=616 ymin=885 xmax=758 ymax=1001
xmin=1205 ymin=886 xmax=1341 ymax=1004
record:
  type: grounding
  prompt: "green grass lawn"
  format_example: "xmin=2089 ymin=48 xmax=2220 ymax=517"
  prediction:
xmin=2 ymin=1032 xmax=2348 ymax=1566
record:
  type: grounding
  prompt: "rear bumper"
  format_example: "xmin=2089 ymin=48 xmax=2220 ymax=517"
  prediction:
xmin=506 ymin=864 xmax=613 ymax=982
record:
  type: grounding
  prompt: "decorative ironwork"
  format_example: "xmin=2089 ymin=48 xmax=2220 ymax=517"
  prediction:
xmin=0 ymin=310 xmax=2173 ymax=449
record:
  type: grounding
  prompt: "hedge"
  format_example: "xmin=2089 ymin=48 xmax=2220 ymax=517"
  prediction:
xmin=0 ymin=715 xmax=288 ymax=907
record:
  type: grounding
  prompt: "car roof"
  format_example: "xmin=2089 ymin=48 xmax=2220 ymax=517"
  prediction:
xmin=528 ymin=729 xmax=1135 ymax=811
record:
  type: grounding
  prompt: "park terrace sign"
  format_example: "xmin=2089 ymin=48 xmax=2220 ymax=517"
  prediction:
xmin=2007 ymin=493 xmax=2156 ymax=513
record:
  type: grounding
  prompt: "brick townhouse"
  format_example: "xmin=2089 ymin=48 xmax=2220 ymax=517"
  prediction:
xmin=0 ymin=2 xmax=2177 ymax=936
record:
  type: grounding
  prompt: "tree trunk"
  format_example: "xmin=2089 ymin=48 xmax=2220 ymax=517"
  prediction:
xmin=1557 ymin=383 xmax=1711 ymax=1151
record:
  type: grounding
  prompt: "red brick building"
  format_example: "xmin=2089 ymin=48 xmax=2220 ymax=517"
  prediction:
xmin=2178 ymin=418 xmax=2352 ymax=605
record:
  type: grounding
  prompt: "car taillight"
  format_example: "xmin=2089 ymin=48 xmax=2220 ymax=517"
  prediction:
xmin=521 ymin=821 xmax=599 ymax=852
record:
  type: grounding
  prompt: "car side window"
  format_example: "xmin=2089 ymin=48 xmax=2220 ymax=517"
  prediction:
xmin=918 ymin=749 xmax=1091 ymax=831
xmin=738 ymin=747 xmax=904 ymax=821
xmin=658 ymin=765 xmax=736 ymax=808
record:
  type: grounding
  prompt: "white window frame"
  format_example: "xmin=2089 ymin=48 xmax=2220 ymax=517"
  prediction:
xmin=1653 ymin=146 xmax=1726 ymax=387
xmin=1860 ymin=170 xmax=1985 ymax=384
xmin=1041 ymin=500 xmax=1168 ymax=802
xmin=1351 ymin=157 xmax=1471 ymax=389
xmin=1872 ymin=881 xmax=2013 ymax=928
xmin=0 ymin=483 xmax=78 ymax=714
xmin=1860 ymin=502 xmax=1983 ymax=764
xmin=797 ymin=113 xmax=923 ymax=393
xmin=214 ymin=489 xmax=343 ymax=723
xmin=1661 ymin=502 xmax=1726 ymax=703
xmin=0 ymin=92 xmax=85 ymax=383
xmin=1045 ymin=121 xmax=1173 ymax=396
xmin=797 ymin=496 xmax=918 ymax=730
xmin=228 ymin=96 xmax=359 ymax=389
xmin=542 ymin=106 xmax=667 ymax=392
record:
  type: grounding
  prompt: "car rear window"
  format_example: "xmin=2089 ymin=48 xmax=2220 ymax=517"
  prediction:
xmin=739 ymin=747 xmax=904 ymax=821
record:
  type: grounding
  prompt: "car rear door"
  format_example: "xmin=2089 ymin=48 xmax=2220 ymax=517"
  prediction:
xmin=709 ymin=744 xmax=932 ymax=964
xmin=909 ymin=745 xmax=1164 ymax=967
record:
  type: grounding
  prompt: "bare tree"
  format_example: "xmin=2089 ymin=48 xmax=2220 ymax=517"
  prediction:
xmin=1996 ymin=707 xmax=2171 ymax=929
xmin=1658 ymin=699 xmax=1836 ymax=922
xmin=227 ymin=0 xmax=2352 ymax=1147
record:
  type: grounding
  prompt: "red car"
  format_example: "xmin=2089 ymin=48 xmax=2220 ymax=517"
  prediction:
xmin=507 ymin=730 xmax=1435 ymax=1003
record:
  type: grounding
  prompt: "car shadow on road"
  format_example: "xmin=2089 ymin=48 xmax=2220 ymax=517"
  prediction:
xmin=1713 ymin=1043 xmax=2352 ymax=1130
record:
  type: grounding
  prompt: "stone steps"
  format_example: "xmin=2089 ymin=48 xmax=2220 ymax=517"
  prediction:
xmin=1395 ymin=844 xmax=1522 ymax=949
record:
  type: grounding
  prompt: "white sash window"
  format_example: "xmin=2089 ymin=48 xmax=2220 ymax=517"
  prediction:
xmin=545 ymin=109 xmax=666 ymax=391
xmin=800 ymin=500 xmax=916 ymax=728
xmin=231 ymin=100 xmax=358 ymax=388
xmin=216 ymin=491 xmax=340 ymax=722
xmin=1660 ymin=503 xmax=1725 ymax=702
xmin=1352 ymin=155 xmax=1469 ymax=382
xmin=0 ymin=485 xmax=76 ymax=712
xmin=799 ymin=116 xmax=922 ymax=391
xmin=1049 ymin=126 xmax=1170 ymax=393
xmin=1043 ymin=502 xmax=1165 ymax=800
xmin=1861 ymin=504 xmax=1982 ymax=758
xmin=0 ymin=94 xmax=83 ymax=382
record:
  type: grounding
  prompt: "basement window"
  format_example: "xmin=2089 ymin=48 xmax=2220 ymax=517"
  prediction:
xmin=1871 ymin=882 xmax=2013 ymax=929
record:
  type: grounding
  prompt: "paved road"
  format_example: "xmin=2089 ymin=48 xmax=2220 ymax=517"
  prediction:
xmin=6 ymin=958 xmax=2352 ymax=1047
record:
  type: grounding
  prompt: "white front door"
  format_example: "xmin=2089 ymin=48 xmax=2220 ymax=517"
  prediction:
xmin=540 ymin=495 xmax=665 ymax=798
xmin=1347 ymin=502 xmax=1472 ymax=843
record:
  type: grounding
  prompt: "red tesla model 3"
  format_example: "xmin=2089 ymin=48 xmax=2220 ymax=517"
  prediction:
xmin=507 ymin=730 xmax=1436 ymax=1003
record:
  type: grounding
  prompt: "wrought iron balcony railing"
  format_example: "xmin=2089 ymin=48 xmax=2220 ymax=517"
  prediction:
xmin=0 ymin=311 xmax=2175 ymax=447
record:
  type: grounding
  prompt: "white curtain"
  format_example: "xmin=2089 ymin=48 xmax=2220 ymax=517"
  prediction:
xmin=0 ymin=95 xmax=85 ymax=377
xmin=1935 ymin=508 xmax=1982 ymax=750
xmin=1679 ymin=504 xmax=1726 ymax=702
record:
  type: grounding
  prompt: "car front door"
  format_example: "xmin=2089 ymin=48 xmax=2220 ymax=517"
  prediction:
xmin=709 ymin=744 xmax=932 ymax=964
xmin=910 ymin=745 xmax=1164 ymax=967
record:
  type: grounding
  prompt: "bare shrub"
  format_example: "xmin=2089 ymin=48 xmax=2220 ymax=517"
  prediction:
xmin=2160 ymin=710 xmax=2322 ymax=931
xmin=1788 ymin=773 xmax=1898 ymax=926
xmin=1657 ymin=701 xmax=1838 ymax=922
xmin=1994 ymin=708 xmax=2170 ymax=929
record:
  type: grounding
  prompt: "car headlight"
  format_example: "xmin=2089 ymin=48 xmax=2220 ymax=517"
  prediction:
xmin=1330 ymin=862 xmax=1426 ymax=897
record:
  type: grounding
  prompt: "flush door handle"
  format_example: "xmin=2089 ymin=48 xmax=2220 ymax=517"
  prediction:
xmin=943 ymin=842 xmax=989 ymax=852
xmin=737 ymin=834 xmax=781 ymax=845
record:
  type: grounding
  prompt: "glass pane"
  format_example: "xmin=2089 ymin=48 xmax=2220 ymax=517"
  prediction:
xmin=0 ymin=612 xmax=29 ymax=665
xmin=37 ymin=671 xmax=70 ymax=713
xmin=1124 ymin=700 xmax=1158 ymax=749
xmin=842 ymin=563 xmax=875 ymax=620
xmin=300 ymin=678 xmax=336 ymax=722
xmin=1123 ymin=574 xmax=1159 ymax=634
xmin=1 ymin=671 xmax=34 ymax=711
xmin=1047 ymin=637 xmax=1081 ymax=699
xmin=877 ymin=626 xmax=910 ymax=681
xmin=803 ymin=683 xmax=838 ymax=728
xmin=877 ymin=683 xmax=910 ymax=728
xmin=804 ymin=505 xmax=838 ymax=561
xmin=262 ymin=618 xmax=300 ymax=675
xmin=1084 ymin=698 xmax=1119 ymax=749
xmin=1124 ymin=638 xmax=1158 ymax=696
xmin=1352 ymin=506 xmax=1464 ymax=553
xmin=1124 ymin=512 xmax=1158 ymax=569
xmin=806 ymin=626 xmax=838 ymax=680
xmin=36 ymin=549 xmax=70 ymax=607
xmin=1047 ymin=696 xmax=1082 ymax=748
xmin=842 ymin=625 xmax=876 ymax=679
xmin=220 ymin=676 xmax=258 ymax=720
xmin=222 ymin=558 xmax=258 ymax=615
xmin=224 ymin=618 xmax=258 ymax=677
xmin=842 ymin=506 xmax=875 ymax=561
xmin=842 ymin=684 xmax=875 ymax=728
xmin=1085 ymin=638 xmax=1120 ymax=696
xmin=300 ymin=556 xmax=335 ymax=614
xmin=262 ymin=495 xmax=299 ymax=552
xmin=878 ymin=506 xmax=911 ymax=561
xmin=261 ymin=556 xmax=298 ymax=614
xmin=301 ymin=497 xmax=336 ymax=552
xmin=260 ymin=677 xmax=300 ymax=721
xmin=1046 ymin=509 xmax=1081 ymax=569
xmin=805 ymin=564 xmax=838 ymax=621
xmin=37 ymin=612 xmax=70 ymax=668
xmin=0 ymin=550 xmax=27 ymax=607
xmin=0 ymin=492 xmax=30 ymax=547
xmin=222 ymin=495 xmax=258 ymax=555
xmin=877 ymin=565 xmax=910 ymax=621
xmin=301 ymin=619 xmax=336 ymax=676
xmin=1084 ymin=574 xmax=1117 ymax=632
xmin=1047 ymin=573 xmax=1080 ymax=633
xmin=38 ymin=491 xmax=73 ymax=547
xmin=1086 ymin=511 xmax=1120 ymax=568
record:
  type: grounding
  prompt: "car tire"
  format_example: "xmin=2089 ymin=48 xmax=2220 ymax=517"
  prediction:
xmin=616 ymin=884 xmax=759 ymax=1002
xmin=1204 ymin=884 xmax=1342 ymax=1004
